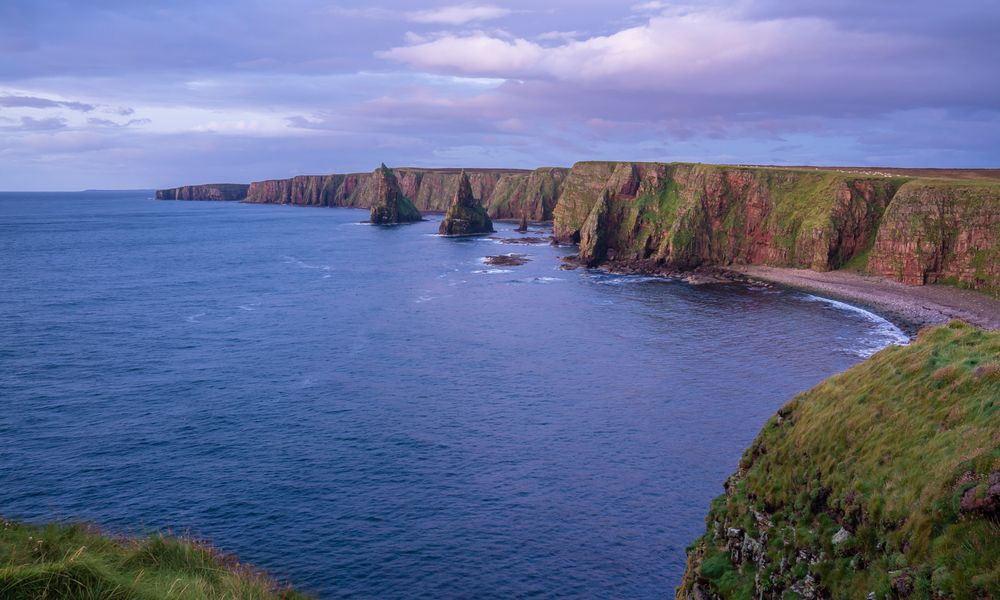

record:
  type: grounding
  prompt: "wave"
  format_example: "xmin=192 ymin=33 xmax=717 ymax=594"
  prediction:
xmin=799 ymin=294 xmax=910 ymax=357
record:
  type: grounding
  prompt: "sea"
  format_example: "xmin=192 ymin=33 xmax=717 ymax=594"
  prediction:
xmin=0 ymin=191 xmax=908 ymax=598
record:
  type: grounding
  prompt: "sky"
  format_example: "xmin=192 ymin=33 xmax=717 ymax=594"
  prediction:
xmin=1 ymin=1 xmax=998 ymax=190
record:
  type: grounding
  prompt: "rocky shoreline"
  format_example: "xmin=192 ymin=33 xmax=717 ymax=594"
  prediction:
xmin=560 ymin=257 xmax=1000 ymax=334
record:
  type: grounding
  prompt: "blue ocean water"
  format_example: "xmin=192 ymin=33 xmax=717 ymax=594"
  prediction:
xmin=0 ymin=192 xmax=907 ymax=598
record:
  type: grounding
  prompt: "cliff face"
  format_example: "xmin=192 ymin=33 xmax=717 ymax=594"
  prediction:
xmin=241 ymin=168 xmax=568 ymax=220
xmin=554 ymin=162 xmax=904 ymax=272
xmin=677 ymin=321 xmax=1000 ymax=599
xmin=868 ymin=181 xmax=1000 ymax=293
xmin=155 ymin=184 xmax=249 ymax=201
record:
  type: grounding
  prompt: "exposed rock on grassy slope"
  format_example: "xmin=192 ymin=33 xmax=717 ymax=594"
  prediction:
xmin=677 ymin=321 xmax=1000 ymax=599
xmin=438 ymin=171 xmax=493 ymax=236
xmin=0 ymin=519 xmax=309 ymax=599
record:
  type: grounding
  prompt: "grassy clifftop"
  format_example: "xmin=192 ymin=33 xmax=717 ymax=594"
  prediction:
xmin=678 ymin=321 xmax=1000 ymax=599
xmin=0 ymin=520 xmax=308 ymax=600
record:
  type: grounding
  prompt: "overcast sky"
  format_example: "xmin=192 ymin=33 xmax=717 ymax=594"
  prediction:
xmin=1 ymin=1 xmax=998 ymax=190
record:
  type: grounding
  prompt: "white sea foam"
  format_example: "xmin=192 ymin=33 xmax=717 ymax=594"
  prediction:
xmin=800 ymin=294 xmax=910 ymax=357
xmin=185 ymin=312 xmax=205 ymax=323
xmin=473 ymin=269 xmax=513 ymax=274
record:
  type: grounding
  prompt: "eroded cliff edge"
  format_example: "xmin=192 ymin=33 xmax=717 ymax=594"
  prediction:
xmin=675 ymin=321 xmax=1000 ymax=599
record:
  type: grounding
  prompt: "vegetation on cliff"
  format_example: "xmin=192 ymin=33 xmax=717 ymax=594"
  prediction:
xmin=677 ymin=321 xmax=1000 ymax=599
xmin=0 ymin=519 xmax=307 ymax=599
xmin=438 ymin=171 xmax=493 ymax=236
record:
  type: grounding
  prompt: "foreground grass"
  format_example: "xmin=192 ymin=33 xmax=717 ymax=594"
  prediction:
xmin=678 ymin=321 xmax=1000 ymax=599
xmin=0 ymin=520 xmax=310 ymax=600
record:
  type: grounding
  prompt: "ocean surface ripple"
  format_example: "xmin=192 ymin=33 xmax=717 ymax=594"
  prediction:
xmin=0 ymin=192 xmax=906 ymax=598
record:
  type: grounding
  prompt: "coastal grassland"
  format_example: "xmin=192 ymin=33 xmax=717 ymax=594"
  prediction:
xmin=678 ymin=321 xmax=1000 ymax=599
xmin=0 ymin=520 xmax=309 ymax=600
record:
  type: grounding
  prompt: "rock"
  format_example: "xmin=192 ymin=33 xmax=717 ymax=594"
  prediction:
xmin=892 ymin=570 xmax=914 ymax=597
xmin=483 ymin=254 xmax=529 ymax=267
xmin=832 ymin=527 xmax=852 ymax=545
xmin=516 ymin=213 xmax=529 ymax=232
xmin=498 ymin=237 xmax=549 ymax=245
xmin=369 ymin=163 xmax=422 ymax=224
xmin=438 ymin=171 xmax=494 ymax=236
xmin=959 ymin=470 xmax=1000 ymax=516
xmin=577 ymin=190 xmax=611 ymax=266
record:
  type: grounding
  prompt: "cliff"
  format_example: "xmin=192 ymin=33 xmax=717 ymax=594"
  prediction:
xmin=155 ymin=183 xmax=249 ymax=201
xmin=867 ymin=181 xmax=1000 ymax=293
xmin=438 ymin=171 xmax=494 ymax=236
xmin=369 ymin=164 xmax=422 ymax=224
xmin=240 ymin=167 xmax=568 ymax=220
xmin=0 ymin=519 xmax=310 ymax=599
xmin=676 ymin=321 xmax=1000 ymax=599
xmin=554 ymin=162 xmax=906 ymax=272
xmin=156 ymin=161 xmax=1000 ymax=294
xmin=553 ymin=162 xmax=1000 ymax=294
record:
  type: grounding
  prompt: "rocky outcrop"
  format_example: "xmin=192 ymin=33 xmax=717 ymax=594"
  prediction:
xmin=516 ymin=213 xmax=529 ymax=233
xmin=438 ymin=171 xmax=493 ymax=236
xmin=240 ymin=167 xmax=568 ymax=220
xmin=155 ymin=184 xmax=249 ymax=201
xmin=577 ymin=190 xmax=611 ymax=266
xmin=554 ymin=162 xmax=904 ymax=272
xmin=868 ymin=181 xmax=1000 ymax=293
xmin=369 ymin=164 xmax=422 ymax=224
xmin=677 ymin=322 xmax=1000 ymax=599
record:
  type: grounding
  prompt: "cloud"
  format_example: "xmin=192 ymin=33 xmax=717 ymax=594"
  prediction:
xmin=7 ymin=116 xmax=69 ymax=131
xmin=0 ymin=94 xmax=95 ymax=112
xmin=406 ymin=4 xmax=511 ymax=25
xmin=87 ymin=117 xmax=150 ymax=128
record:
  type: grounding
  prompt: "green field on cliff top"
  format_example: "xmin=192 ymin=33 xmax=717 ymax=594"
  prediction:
xmin=680 ymin=321 xmax=1000 ymax=599
xmin=0 ymin=520 xmax=309 ymax=600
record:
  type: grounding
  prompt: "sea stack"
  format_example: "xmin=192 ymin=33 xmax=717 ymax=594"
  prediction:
xmin=369 ymin=163 xmax=422 ymax=224
xmin=438 ymin=171 xmax=494 ymax=236
xmin=516 ymin=212 xmax=529 ymax=232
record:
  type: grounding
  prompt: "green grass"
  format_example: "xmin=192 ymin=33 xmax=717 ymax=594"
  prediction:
xmin=680 ymin=322 xmax=1000 ymax=599
xmin=0 ymin=520 xmax=310 ymax=600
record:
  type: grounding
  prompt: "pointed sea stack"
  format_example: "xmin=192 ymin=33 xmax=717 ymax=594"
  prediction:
xmin=516 ymin=212 xmax=529 ymax=232
xmin=369 ymin=163 xmax=422 ymax=224
xmin=438 ymin=171 xmax=494 ymax=236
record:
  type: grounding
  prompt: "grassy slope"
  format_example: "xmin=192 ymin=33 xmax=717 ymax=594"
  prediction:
xmin=679 ymin=321 xmax=1000 ymax=599
xmin=0 ymin=520 xmax=309 ymax=600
